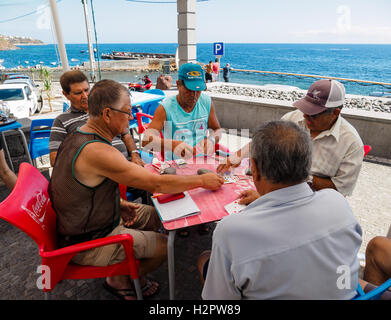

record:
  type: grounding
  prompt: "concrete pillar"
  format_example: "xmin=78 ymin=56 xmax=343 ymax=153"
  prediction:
xmin=48 ymin=0 xmax=69 ymax=72
xmin=177 ymin=0 xmax=197 ymax=67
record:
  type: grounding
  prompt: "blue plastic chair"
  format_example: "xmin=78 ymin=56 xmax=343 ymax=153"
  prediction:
xmin=63 ymin=102 xmax=70 ymax=112
xmin=28 ymin=118 xmax=54 ymax=167
xmin=144 ymin=89 xmax=165 ymax=97
xmin=142 ymin=89 xmax=165 ymax=116
xmin=129 ymin=106 xmax=140 ymax=130
xmin=353 ymin=279 xmax=391 ymax=300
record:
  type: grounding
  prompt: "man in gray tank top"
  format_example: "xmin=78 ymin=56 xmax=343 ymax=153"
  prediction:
xmin=49 ymin=70 xmax=148 ymax=203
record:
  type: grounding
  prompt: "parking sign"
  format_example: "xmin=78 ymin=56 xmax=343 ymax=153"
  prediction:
xmin=213 ymin=42 xmax=224 ymax=56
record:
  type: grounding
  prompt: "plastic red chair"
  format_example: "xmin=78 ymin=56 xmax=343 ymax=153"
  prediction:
xmin=364 ymin=145 xmax=372 ymax=157
xmin=136 ymin=112 xmax=154 ymax=135
xmin=0 ymin=162 xmax=142 ymax=300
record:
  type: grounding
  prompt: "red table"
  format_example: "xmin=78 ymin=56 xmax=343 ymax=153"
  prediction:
xmin=146 ymin=156 xmax=255 ymax=299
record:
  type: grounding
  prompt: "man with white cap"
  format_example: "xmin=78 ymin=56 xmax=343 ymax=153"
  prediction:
xmin=218 ymin=79 xmax=364 ymax=197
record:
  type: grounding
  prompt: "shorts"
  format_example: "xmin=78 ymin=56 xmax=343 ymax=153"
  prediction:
xmin=71 ymin=204 xmax=162 ymax=267
xmin=205 ymin=73 xmax=212 ymax=82
xmin=212 ymin=73 xmax=218 ymax=81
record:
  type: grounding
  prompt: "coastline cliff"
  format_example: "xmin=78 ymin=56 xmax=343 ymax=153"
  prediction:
xmin=0 ymin=35 xmax=44 ymax=51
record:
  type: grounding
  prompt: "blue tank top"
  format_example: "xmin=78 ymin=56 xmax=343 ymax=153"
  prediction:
xmin=162 ymin=93 xmax=211 ymax=160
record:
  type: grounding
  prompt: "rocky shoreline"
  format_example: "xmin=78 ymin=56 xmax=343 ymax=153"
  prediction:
xmin=208 ymin=85 xmax=391 ymax=114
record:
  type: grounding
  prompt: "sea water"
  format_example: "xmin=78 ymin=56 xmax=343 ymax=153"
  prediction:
xmin=1 ymin=43 xmax=390 ymax=95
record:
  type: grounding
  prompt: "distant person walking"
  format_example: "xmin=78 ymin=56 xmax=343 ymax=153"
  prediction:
xmin=223 ymin=63 xmax=232 ymax=82
xmin=203 ymin=61 xmax=213 ymax=83
xmin=212 ymin=58 xmax=220 ymax=82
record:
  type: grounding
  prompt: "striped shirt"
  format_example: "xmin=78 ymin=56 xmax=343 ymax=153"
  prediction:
xmin=281 ymin=110 xmax=364 ymax=196
xmin=49 ymin=105 xmax=130 ymax=159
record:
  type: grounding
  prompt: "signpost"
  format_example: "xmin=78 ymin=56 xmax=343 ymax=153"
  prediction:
xmin=213 ymin=42 xmax=224 ymax=82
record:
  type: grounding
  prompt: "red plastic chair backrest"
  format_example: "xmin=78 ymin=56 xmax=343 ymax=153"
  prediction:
xmin=364 ymin=145 xmax=372 ymax=157
xmin=0 ymin=162 xmax=57 ymax=252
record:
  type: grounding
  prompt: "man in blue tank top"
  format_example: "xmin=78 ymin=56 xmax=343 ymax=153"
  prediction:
xmin=142 ymin=63 xmax=222 ymax=236
xmin=142 ymin=63 xmax=222 ymax=161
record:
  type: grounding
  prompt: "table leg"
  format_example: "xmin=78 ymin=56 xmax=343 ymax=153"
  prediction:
xmin=1 ymin=132 xmax=15 ymax=172
xmin=17 ymin=128 xmax=32 ymax=164
xmin=168 ymin=230 xmax=176 ymax=300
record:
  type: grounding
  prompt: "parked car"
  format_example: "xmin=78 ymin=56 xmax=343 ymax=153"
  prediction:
xmin=0 ymin=83 xmax=39 ymax=118
xmin=3 ymin=78 xmax=43 ymax=113
xmin=1 ymin=72 xmax=30 ymax=82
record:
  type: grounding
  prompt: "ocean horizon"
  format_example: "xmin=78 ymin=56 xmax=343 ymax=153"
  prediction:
xmin=1 ymin=42 xmax=390 ymax=95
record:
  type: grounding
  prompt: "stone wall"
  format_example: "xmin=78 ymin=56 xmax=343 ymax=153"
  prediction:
xmin=210 ymin=93 xmax=391 ymax=159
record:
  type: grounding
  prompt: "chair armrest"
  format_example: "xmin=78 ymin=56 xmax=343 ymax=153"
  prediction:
xmin=40 ymin=234 xmax=134 ymax=259
xmin=136 ymin=112 xmax=154 ymax=134
xmin=354 ymin=278 xmax=391 ymax=300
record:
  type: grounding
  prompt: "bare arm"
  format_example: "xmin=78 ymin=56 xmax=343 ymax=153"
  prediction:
xmin=121 ymin=132 xmax=144 ymax=166
xmin=49 ymin=151 xmax=57 ymax=167
xmin=142 ymin=105 xmax=193 ymax=157
xmin=75 ymin=142 xmax=224 ymax=194
xmin=216 ymin=142 xmax=251 ymax=174
xmin=311 ymin=176 xmax=337 ymax=192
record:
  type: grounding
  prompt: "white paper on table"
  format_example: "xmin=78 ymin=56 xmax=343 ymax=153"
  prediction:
xmin=151 ymin=191 xmax=201 ymax=222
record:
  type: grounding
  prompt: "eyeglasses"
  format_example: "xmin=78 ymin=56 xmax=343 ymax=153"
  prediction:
xmin=107 ymin=107 xmax=132 ymax=117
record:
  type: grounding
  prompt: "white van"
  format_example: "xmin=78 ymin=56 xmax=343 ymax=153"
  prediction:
xmin=0 ymin=83 xmax=39 ymax=119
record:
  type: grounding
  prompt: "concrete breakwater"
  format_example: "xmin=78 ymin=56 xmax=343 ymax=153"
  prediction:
xmin=208 ymin=84 xmax=391 ymax=114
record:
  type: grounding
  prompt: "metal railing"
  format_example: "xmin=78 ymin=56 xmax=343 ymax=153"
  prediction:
xmin=230 ymin=68 xmax=391 ymax=89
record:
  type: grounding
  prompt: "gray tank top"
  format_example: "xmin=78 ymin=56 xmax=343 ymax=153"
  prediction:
xmin=49 ymin=128 xmax=120 ymax=247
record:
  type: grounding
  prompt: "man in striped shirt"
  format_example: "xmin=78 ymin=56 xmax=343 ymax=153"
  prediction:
xmin=218 ymin=79 xmax=364 ymax=197
xmin=49 ymin=71 xmax=147 ymax=202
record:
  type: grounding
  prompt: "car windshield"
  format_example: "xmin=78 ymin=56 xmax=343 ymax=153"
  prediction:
xmin=0 ymin=88 xmax=24 ymax=101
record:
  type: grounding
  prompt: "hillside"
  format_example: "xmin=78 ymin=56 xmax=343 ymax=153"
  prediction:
xmin=0 ymin=35 xmax=44 ymax=51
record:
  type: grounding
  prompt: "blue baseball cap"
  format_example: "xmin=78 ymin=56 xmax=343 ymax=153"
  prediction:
xmin=178 ymin=63 xmax=206 ymax=91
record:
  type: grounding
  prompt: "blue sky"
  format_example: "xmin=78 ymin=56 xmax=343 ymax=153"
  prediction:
xmin=0 ymin=0 xmax=390 ymax=44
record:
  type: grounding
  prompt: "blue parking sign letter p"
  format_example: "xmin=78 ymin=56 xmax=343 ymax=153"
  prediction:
xmin=214 ymin=42 xmax=224 ymax=56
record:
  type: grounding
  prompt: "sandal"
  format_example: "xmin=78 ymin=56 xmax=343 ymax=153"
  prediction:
xmin=103 ymin=281 xmax=137 ymax=300
xmin=198 ymin=224 xmax=210 ymax=235
xmin=103 ymin=278 xmax=159 ymax=300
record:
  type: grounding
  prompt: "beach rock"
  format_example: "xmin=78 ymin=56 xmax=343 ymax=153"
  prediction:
xmin=156 ymin=75 xmax=172 ymax=90
xmin=208 ymin=85 xmax=391 ymax=114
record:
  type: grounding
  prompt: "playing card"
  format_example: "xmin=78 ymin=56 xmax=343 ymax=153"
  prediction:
xmin=174 ymin=159 xmax=187 ymax=167
xmin=224 ymin=199 xmax=246 ymax=215
xmin=223 ymin=174 xmax=239 ymax=184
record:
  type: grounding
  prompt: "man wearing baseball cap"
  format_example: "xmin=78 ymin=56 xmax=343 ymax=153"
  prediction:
xmin=218 ymin=79 xmax=364 ymax=197
xmin=143 ymin=62 xmax=221 ymax=160
xmin=282 ymin=79 xmax=364 ymax=196
xmin=143 ymin=62 xmax=222 ymax=236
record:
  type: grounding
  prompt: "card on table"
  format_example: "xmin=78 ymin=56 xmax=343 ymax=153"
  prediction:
xmin=223 ymin=174 xmax=239 ymax=184
xmin=224 ymin=199 xmax=246 ymax=215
